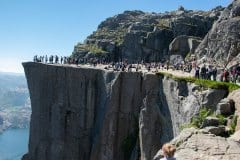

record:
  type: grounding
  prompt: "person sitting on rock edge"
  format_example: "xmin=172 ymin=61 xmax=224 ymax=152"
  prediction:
xmin=160 ymin=143 xmax=176 ymax=160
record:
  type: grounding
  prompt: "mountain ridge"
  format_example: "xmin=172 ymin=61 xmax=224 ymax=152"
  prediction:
xmin=72 ymin=6 xmax=224 ymax=63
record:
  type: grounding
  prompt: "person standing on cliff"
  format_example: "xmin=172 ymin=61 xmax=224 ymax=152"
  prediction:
xmin=212 ymin=67 xmax=217 ymax=81
xmin=45 ymin=55 xmax=48 ymax=63
xmin=160 ymin=143 xmax=176 ymax=160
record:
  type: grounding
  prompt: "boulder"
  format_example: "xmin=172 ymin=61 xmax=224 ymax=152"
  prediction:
xmin=216 ymin=98 xmax=235 ymax=115
xmin=200 ymin=126 xmax=226 ymax=136
xmin=154 ymin=128 xmax=240 ymax=160
xmin=201 ymin=116 xmax=219 ymax=128
xmin=201 ymin=89 xmax=228 ymax=110
xmin=169 ymin=35 xmax=201 ymax=64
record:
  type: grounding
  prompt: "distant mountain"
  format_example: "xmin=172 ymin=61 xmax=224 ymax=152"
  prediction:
xmin=0 ymin=72 xmax=30 ymax=133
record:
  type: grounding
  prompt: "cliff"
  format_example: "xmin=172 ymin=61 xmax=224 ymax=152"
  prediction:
xmin=22 ymin=62 xmax=228 ymax=160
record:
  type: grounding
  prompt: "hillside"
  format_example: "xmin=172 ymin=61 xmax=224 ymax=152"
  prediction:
xmin=195 ymin=0 xmax=240 ymax=68
xmin=72 ymin=6 xmax=224 ymax=63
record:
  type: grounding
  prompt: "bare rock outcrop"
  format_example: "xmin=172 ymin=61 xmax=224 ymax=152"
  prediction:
xmin=73 ymin=7 xmax=223 ymax=63
xmin=231 ymin=130 xmax=240 ymax=141
xmin=195 ymin=0 xmax=240 ymax=68
xmin=169 ymin=35 xmax=201 ymax=64
xmin=154 ymin=128 xmax=240 ymax=160
xmin=174 ymin=129 xmax=240 ymax=160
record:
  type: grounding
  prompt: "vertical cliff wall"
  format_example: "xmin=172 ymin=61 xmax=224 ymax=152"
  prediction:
xmin=22 ymin=62 xmax=227 ymax=160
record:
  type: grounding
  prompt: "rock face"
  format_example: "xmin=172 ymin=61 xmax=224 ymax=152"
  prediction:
xmin=22 ymin=62 xmax=228 ymax=160
xmin=169 ymin=35 xmax=201 ymax=64
xmin=227 ymin=89 xmax=240 ymax=131
xmin=174 ymin=128 xmax=240 ymax=160
xmin=228 ymin=89 xmax=240 ymax=113
xmin=231 ymin=130 xmax=240 ymax=141
xmin=201 ymin=117 xmax=219 ymax=128
xmin=195 ymin=0 xmax=240 ymax=68
xmin=72 ymin=7 xmax=223 ymax=62
xmin=216 ymin=98 xmax=235 ymax=116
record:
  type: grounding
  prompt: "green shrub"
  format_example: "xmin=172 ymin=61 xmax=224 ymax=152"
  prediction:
xmin=229 ymin=115 xmax=238 ymax=135
xmin=191 ymin=107 xmax=211 ymax=128
xmin=216 ymin=114 xmax=227 ymax=125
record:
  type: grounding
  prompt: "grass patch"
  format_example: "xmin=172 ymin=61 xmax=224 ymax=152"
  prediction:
xmin=179 ymin=123 xmax=196 ymax=131
xmin=191 ymin=107 xmax=211 ymax=128
xmin=216 ymin=114 xmax=227 ymax=125
xmin=156 ymin=72 xmax=240 ymax=92
xmin=229 ymin=115 xmax=238 ymax=134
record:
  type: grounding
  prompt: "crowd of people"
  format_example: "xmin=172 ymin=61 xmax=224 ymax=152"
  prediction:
xmin=193 ymin=64 xmax=240 ymax=83
xmin=33 ymin=55 xmax=240 ymax=84
xmin=33 ymin=55 xmax=106 ymax=65
xmin=194 ymin=65 xmax=218 ymax=81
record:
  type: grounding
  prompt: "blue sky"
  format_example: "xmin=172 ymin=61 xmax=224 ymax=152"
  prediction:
xmin=0 ymin=0 xmax=231 ymax=73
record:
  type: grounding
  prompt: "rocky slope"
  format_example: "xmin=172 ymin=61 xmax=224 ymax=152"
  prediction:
xmin=195 ymin=0 xmax=240 ymax=68
xmin=154 ymin=128 xmax=240 ymax=160
xmin=72 ymin=7 xmax=223 ymax=63
xmin=22 ymin=62 xmax=230 ymax=160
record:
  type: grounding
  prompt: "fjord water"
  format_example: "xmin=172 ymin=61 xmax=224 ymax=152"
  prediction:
xmin=0 ymin=129 xmax=29 ymax=160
